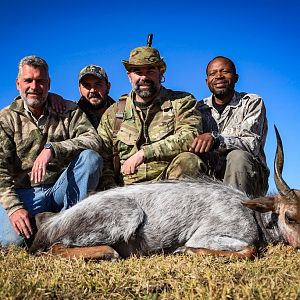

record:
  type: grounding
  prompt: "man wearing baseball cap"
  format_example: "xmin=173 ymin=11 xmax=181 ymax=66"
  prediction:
xmin=49 ymin=64 xmax=114 ymax=129
xmin=78 ymin=64 xmax=114 ymax=128
xmin=98 ymin=37 xmax=207 ymax=189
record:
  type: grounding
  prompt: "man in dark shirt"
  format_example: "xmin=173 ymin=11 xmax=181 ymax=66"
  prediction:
xmin=77 ymin=65 xmax=115 ymax=128
xmin=49 ymin=64 xmax=114 ymax=129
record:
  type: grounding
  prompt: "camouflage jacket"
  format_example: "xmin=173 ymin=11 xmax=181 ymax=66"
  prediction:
xmin=98 ymin=87 xmax=202 ymax=188
xmin=197 ymin=91 xmax=268 ymax=168
xmin=0 ymin=96 xmax=102 ymax=215
xmin=77 ymin=95 xmax=115 ymax=129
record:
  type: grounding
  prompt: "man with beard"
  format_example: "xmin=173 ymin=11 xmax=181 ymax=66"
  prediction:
xmin=77 ymin=65 xmax=115 ymax=128
xmin=0 ymin=55 xmax=103 ymax=247
xmin=49 ymin=65 xmax=114 ymax=129
xmin=98 ymin=44 xmax=206 ymax=189
xmin=190 ymin=56 xmax=269 ymax=197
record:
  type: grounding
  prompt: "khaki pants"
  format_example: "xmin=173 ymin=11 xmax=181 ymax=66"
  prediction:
xmin=203 ymin=149 xmax=269 ymax=198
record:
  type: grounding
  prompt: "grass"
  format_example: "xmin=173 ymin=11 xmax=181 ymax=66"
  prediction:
xmin=0 ymin=244 xmax=300 ymax=299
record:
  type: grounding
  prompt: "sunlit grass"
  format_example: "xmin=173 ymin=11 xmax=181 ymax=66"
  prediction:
xmin=1 ymin=244 xmax=299 ymax=299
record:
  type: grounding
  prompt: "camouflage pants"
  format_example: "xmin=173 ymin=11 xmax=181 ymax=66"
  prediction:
xmin=202 ymin=149 xmax=269 ymax=198
xmin=156 ymin=152 xmax=207 ymax=181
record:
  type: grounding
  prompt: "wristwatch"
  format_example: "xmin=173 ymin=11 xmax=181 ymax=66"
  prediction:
xmin=44 ymin=143 xmax=53 ymax=150
xmin=44 ymin=143 xmax=54 ymax=156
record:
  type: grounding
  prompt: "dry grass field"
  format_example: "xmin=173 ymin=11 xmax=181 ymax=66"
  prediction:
xmin=1 ymin=244 xmax=300 ymax=299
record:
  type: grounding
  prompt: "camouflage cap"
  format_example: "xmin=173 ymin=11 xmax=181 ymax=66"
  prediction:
xmin=122 ymin=46 xmax=166 ymax=74
xmin=78 ymin=64 xmax=108 ymax=82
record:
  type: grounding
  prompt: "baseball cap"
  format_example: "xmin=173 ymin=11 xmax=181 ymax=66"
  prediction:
xmin=78 ymin=64 xmax=108 ymax=82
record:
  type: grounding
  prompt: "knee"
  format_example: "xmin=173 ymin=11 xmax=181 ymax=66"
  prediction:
xmin=226 ymin=149 xmax=252 ymax=167
xmin=1 ymin=234 xmax=24 ymax=247
xmin=78 ymin=150 xmax=103 ymax=170
xmin=226 ymin=150 xmax=255 ymax=174
xmin=174 ymin=152 xmax=200 ymax=163
xmin=0 ymin=207 xmax=24 ymax=247
xmin=172 ymin=152 xmax=207 ymax=173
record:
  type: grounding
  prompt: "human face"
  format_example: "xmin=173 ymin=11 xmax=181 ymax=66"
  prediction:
xmin=206 ymin=58 xmax=238 ymax=101
xmin=127 ymin=66 xmax=162 ymax=103
xmin=16 ymin=65 xmax=50 ymax=110
xmin=79 ymin=75 xmax=110 ymax=109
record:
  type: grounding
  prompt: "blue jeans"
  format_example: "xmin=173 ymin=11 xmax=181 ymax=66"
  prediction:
xmin=0 ymin=149 xmax=103 ymax=247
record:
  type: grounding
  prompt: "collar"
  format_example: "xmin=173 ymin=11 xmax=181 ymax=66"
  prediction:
xmin=10 ymin=96 xmax=49 ymax=116
xmin=23 ymin=98 xmax=49 ymax=115
xmin=206 ymin=91 xmax=242 ymax=108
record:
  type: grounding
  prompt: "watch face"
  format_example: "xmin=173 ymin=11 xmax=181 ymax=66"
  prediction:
xmin=44 ymin=144 xmax=52 ymax=149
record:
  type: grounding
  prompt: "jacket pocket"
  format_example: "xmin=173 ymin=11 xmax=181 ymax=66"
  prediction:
xmin=148 ymin=114 xmax=175 ymax=141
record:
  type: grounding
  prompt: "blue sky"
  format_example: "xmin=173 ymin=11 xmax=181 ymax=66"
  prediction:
xmin=1 ymin=0 xmax=299 ymax=192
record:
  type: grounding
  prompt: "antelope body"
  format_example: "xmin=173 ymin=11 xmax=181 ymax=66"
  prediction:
xmin=29 ymin=127 xmax=300 ymax=259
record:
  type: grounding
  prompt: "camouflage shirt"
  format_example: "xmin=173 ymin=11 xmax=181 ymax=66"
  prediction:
xmin=98 ymin=87 xmax=202 ymax=188
xmin=197 ymin=91 xmax=268 ymax=168
xmin=0 ymin=96 xmax=102 ymax=215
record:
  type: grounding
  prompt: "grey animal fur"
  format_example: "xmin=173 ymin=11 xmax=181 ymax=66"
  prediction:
xmin=29 ymin=126 xmax=300 ymax=257
xmin=29 ymin=177 xmax=279 ymax=257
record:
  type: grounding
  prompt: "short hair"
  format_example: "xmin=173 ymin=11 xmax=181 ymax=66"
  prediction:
xmin=18 ymin=55 xmax=49 ymax=78
xmin=206 ymin=56 xmax=237 ymax=75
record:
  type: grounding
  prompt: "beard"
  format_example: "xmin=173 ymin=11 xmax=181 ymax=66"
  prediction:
xmin=133 ymin=79 xmax=158 ymax=98
xmin=87 ymin=91 xmax=106 ymax=109
xmin=82 ymin=94 xmax=107 ymax=110
xmin=21 ymin=91 xmax=48 ymax=109
xmin=208 ymin=81 xmax=235 ymax=100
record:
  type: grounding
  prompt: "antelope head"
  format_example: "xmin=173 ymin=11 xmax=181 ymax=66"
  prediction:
xmin=243 ymin=125 xmax=300 ymax=248
xmin=273 ymin=125 xmax=300 ymax=247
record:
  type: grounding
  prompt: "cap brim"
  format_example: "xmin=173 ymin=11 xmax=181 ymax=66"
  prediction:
xmin=79 ymin=72 xmax=106 ymax=82
xmin=122 ymin=59 xmax=165 ymax=71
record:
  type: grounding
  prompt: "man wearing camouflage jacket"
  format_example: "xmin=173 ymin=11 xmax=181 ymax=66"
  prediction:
xmin=98 ymin=43 xmax=206 ymax=188
xmin=190 ymin=56 xmax=269 ymax=197
xmin=0 ymin=55 xmax=103 ymax=247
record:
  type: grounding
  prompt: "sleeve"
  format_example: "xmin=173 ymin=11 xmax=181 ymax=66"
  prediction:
xmin=142 ymin=95 xmax=202 ymax=162
xmin=0 ymin=121 xmax=24 ymax=215
xmin=50 ymin=108 xmax=103 ymax=160
xmin=97 ymin=106 xmax=118 ymax=190
xmin=219 ymin=96 xmax=267 ymax=157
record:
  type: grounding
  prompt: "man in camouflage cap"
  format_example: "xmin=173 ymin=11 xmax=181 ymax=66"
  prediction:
xmin=122 ymin=46 xmax=167 ymax=74
xmin=98 ymin=42 xmax=207 ymax=188
xmin=77 ymin=64 xmax=115 ymax=128
xmin=49 ymin=64 xmax=114 ymax=129
xmin=0 ymin=55 xmax=103 ymax=247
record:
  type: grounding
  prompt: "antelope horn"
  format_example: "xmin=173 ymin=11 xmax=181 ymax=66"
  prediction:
xmin=274 ymin=125 xmax=297 ymax=201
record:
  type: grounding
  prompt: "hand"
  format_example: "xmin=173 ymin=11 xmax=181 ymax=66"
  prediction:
xmin=48 ymin=93 xmax=66 ymax=113
xmin=9 ymin=208 xmax=33 ymax=239
xmin=121 ymin=150 xmax=145 ymax=175
xmin=190 ymin=133 xmax=215 ymax=154
xmin=31 ymin=148 xmax=53 ymax=183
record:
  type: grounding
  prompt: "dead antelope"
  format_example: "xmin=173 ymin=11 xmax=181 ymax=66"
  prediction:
xmin=29 ymin=126 xmax=300 ymax=259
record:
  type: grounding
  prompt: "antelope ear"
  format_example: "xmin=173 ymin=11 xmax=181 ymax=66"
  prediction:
xmin=242 ymin=196 xmax=277 ymax=213
xmin=35 ymin=212 xmax=56 ymax=229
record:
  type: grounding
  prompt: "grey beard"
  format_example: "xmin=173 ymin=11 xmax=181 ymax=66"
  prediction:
xmin=21 ymin=94 xmax=48 ymax=109
xmin=134 ymin=85 xmax=157 ymax=98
